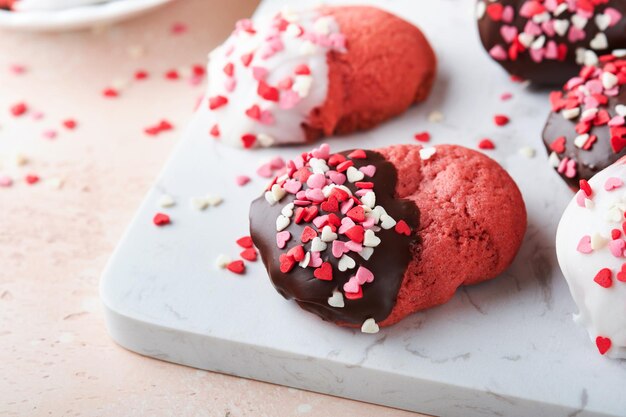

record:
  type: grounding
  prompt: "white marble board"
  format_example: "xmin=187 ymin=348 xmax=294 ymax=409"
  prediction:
xmin=100 ymin=0 xmax=626 ymax=416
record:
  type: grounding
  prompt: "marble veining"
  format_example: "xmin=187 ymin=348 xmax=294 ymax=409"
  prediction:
xmin=100 ymin=0 xmax=626 ymax=416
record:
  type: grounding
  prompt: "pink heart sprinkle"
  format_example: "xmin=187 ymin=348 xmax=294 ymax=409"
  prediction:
xmin=270 ymin=156 xmax=285 ymax=170
xmin=565 ymin=77 xmax=584 ymax=91
xmin=355 ymin=266 xmax=374 ymax=285
xmin=523 ymin=20 xmax=542 ymax=36
xmin=312 ymin=143 xmax=330 ymax=159
xmin=362 ymin=216 xmax=375 ymax=229
xmin=609 ymin=239 xmax=625 ymax=258
xmin=339 ymin=217 xmax=356 ymax=234
xmin=276 ymin=231 xmax=291 ymax=249
xmin=575 ymin=190 xmax=587 ymax=208
xmin=544 ymin=41 xmax=558 ymax=59
xmin=529 ymin=48 xmax=544 ymax=63
xmin=332 ymin=240 xmax=347 ymax=258
xmin=252 ymin=66 xmax=268 ymax=81
xmin=565 ymin=159 xmax=577 ymax=179
xmin=329 ymin=33 xmax=346 ymax=50
xmin=568 ymin=27 xmax=586 ymax=43
xmin=307 ymin=173 xmax=326 ymax=189
xmin=605 ymin=87 xmax=619 ymax=97
xmin=345 ymin=241 xmax=362 ymax=253
xmin=0 ymin=175 xmax=13 ymax=187
xmin=279 ymin=90 xmax=301 ymax=110
xmin=309 ymin=251 xmax=322 ymax=268
xmin=305 ymin=188 xmax=325 ymax=203
xmin=260 ymin=110 xmax=274 ymax=125
xmin=359 ymin=165 xmax=376 ymax=177
xmin=32 ymin=111 xmax=44 ymax=120
xmin=500 ymin=25 xmax=518 ymax=43
xmin=609 ymin=116 xmax=625 ymax=127
xmin=584 ymin=96 xmax=600 ymax=109
xmin=577 ymin=235 xmax=592 ymax=254
xmin=313 ymin=215 xmax=328 ymax=228
xmin=605 ymin=7 xmax=622 ymax=25
xmin=586 ymin=80 xmax=603 ymax=95
xmin=43 ymin=130 xmax=57 ymax=140
xmin=489 ymin=45 xmax=507 ymax=61
xmin=343 ymin=276 xmax=360 ymax=294
xmin=256 ymin=163 xmax=273 ymax=178
xmin=502 ymin=5 xmax=514 ymax=23
xmin=296 ymin=190 xmax=307 ymax=200
xmin=224 ymin=77 xmax=236 ymax=92
xmin=327 ymin=171 xmax=346 ymax=185
xmin=544 ymin=0 xmax=558 ymax=11
xmin=541 ymin=20 xmax=555 ymax=37
xmin=340 ymin=199 xmax=354 ymax=215
xmin=605 ymin=177 xmax=623 ymax=191
xmin=235 ymin=175 xmax=250 ymax=186
xmin=283 ymin=179 xmax=302 ymax=194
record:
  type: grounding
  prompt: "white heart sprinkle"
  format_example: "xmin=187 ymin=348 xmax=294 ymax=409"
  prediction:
xmin=614 ymin=49 xmax=626 ymax=58
xmin=271 ymin=184 xmax=286 ymax=203
xmin=363 ymin=229 xmax=381 ymax=247
xmin=574 ymin=134 xmax=589 ymax=149
xmin=276 ymin=215 xmax=290 ymax=231
xmin=321 ymin=225 xmax=338 ymax=242
xmin=206 ymin=195 xmax=223 ymax=206
xmin=158 ymin=194 xmax=175 ymax=208
xmin=531 ymin=35 xmax=545 ymax=50
xmin=475 ymin=1 xmax=485 ymax=19
xmin=595 ymin=13 xmax=611 ymax=31
xmin=428 ymin=110 xmax=444 ymax=123
xmin=518 ymin=147 xmax=536 ymax=158
xmin=299 ymin=252 xmax=311 ymax=268
xmin=380 ymin=214 xmax=396 ymax=230
xmin=419 ymin=147 xmax=437 ymax=160
xmin=602 ymin=72 xmax=618 ymax=89
xmin=311 ymin=237 xmax=327 ymax=252
xmin=548 ymin=152 xmax=560 ymax=168
xmin=258 ymin=133 xmax=275 ymax=147
xmin=591 ymin=233 xmax=607 ymax=250
xmin=362 ymin=191 xmax=376 ymax=209
xmin=361 ymin=318 xmax=379 ymax=334
xmin=571 ymin=14 xmax=588 ymax=29
xmin=281 ymin=203 xmax=295 ymax=218
xmin=293 ymin=75 xmax=313 ymax=98
xmin=554 ymin=3 xmax=568 ymax=16
xmin=575 ymin=47 xmax=586 ymax=65
xmin=346 ymin=166 xmax=365 ymax=183
xmin=584 ymin=198 xmax=594 ymax=209
xmin=190 ymin=197 xmax=209 ymax=211
xmin=359 ymin=247 xmax=374 ymax=261
xmin=338 ymin=255 xmax=356 ymax=272
xmin=309 ymin=158 xmax=329 ymax=174
xmin=616 ymin=105 xmax=626 ymax=117
xmin=517 ymin=33 xmax=534 ymax=48
xmin=584 ymin=50 xmax=599 ymax=66
xmin=606 ymin=206 xmax=622 ymax=223
xmin=553 ymin=19 xmax=569 ymax=36
xmin=327 ymin=290 xmax=345 ymax=308
xmin=300 ymin=40 xmax=317 ymax=55
xmin=313 ymin=16 xmax=332 ymax=34
xmin=265 ymin=190 xmax=277 ymax=205
xmin=590 ymin=33 xmax=608 ymax=50
xmin=561 ymin=107 xmax=580 ymax=120
xmin=215 ymin=254 xmax=231 ymax=269
xmin=532 ymin=11 xmax=549 ymax=24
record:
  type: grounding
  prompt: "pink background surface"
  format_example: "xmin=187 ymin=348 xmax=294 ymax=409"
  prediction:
xmin=0 ymin=1 xmax=425 ymax=415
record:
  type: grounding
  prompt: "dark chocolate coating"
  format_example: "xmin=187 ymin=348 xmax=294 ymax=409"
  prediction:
xmin=249 ymin=150 xmax=420 ymax=325
xmin=477 ymin=0 xmax=626 ymax=85
xmin=542 ymin=87 xmax=626 ymax=188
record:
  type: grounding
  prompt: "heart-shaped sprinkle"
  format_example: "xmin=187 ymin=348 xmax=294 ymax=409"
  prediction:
xmin=331 ymin=240 xmax=347 ymax=258
xmin=596 ymin=336 xmax=612 ymax=355
xmin=153 ymin=213 xmax=170 ymax=226
xmin=361 ymin=191 xmax=376 ymax=209
xmin=550 ymin=136 xmax=566 ymax=153
xmin=327 ymin=171 xmax=346 ymax=185
xmin=311 ymin=237 xmax=327 ymax=252
xmin=276 ymin=215 xmax=290 ymax=231
xmin=608 ymin=239 xmax=625 ymax=257
xmin=593 ymin=268 xmax=613 ymax=288
xmin=380 ymin=214 xmax=396 ymax=230
xmin=343 ymin=276 xmax=360 ymax=293
xmin=338 ymin=254 xmax=356 ymax=272
xmin=301 ymin=226 xmax=317 ymax=243
xmin=321 ymin=196 xmax=339 ymax=213
xmin=227 ymin=260 xmax=245 ymax=274
xmin=279 ymin=254 xmax=296 ymax=273
xmin=283 ymin=179 xmax=302 ymax=194
xmin=299 ymin=252 xmax=311 ymax=268
xmin=276 ymin=231 xmax=291 ymax=248
xmin=361 ymin=318 xmax=379 ymax=334
xmin=617 ymin=264 xmax=626 ymax=282
xmin=395 ymin=220 xmax=411 ymax=236
xmin=327 ymin=290 xmax=344 ymax=308
xmin=321 ymin=225 xmax=338 ymax=242
xmin=240 ymin=248 xmax=257 ymax=261
xmin=345 ymin=225 xmax=365 ymax=243
xmin=576 ymin=236 xmax=592 ymax=254
xmin=339 ymin=217 xmax=356 ymax=234
xmin=341 ymin=199 xmax=355 ymax=215
xmin=309 ymin=251 xmax=322 ymax=268
xmin=359 ymin=165 xmax=376 ymax=177
xmin=419 ymin=147 xmax=437 ymax=160
xmin=346 ymin=166 xmax=365 ymax=183
xmin=355 ymin=266 xmax=374 ymax=285
xmin=314 ymin=262 xmax=333 ymax=281
xmin=311 ymin=143 xmax=330 ymax=159
xmin=604 ymin=177 xmax=623 ymax=191
xmin=191 ymin=197 xmax=209 ymax=211
xmin=345 ymin=240 xmax=363 ymax=253
xmin=347 ymin=206 xmax=365 ymax=222
xmin=307 ymin=173 xmax=326 ymax=189
xmin=364 ymin=230 xmax=381 ymax=247
xmin=500 ymin=25 xmax=518 ymax=43
xmin=360 ymin=247 xmax=374 ymax=260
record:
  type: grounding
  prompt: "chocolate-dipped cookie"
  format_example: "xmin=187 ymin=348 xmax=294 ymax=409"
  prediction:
xmin=249 ymin=144 xmax=526 ymax=332
xmin=476 ymin=0 xmax=626 ymax=85
xmin=543 ymin=55 xmax=626 ymax=188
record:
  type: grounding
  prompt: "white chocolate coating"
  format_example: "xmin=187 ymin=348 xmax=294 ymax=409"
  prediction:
xmin=556 ymin=158 xmax=626 ymax=359
xmin=12 ymin=0 xmax=116 ymax=11
xmin=204 ymin=8 xmax=346 ymax=148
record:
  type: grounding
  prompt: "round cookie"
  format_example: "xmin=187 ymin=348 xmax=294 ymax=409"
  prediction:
xmin=476 ymin=0 xmax=626 ymax=85
xmin=249 ymin=144 xmax=526 ymax=331
xmin=543 ymin=55 xmax=626 ymax=189
xmin=556 ymin=157 xmax=626 ymax=358
xmin=205 ymin=6 xmax=436 ymax=148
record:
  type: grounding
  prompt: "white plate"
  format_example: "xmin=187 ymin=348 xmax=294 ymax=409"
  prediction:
xmin=0 ymin=0 xmax=173 ymax=31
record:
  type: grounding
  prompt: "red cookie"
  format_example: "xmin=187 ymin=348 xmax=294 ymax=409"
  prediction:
xmin=206 ymin=6 xmax=436 ymax=148
xmin=250 ymin=144 xmax=526 ymax=331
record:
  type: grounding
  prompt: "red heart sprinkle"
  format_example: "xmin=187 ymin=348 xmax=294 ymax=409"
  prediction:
xmin=610 ymin=136 xmax=626 ymax=153
xmin=355 ymin=182 xmax=373 ymax=189
xmin=593 ymin=268 xmax=613 ymax=288
xmin=223 ymin=62 xmax=234 ymax=76
xmin=210 ymin=124 xmax=220 ymax=138
xmin=347 ymin=206 xmax=365 ymax=222
xmin=395 ymin=220 xmax=411 ymax=236
xmin=227 ymin=260 xmax=245 ymax=274
xmin=241 ymin=52 xmax=254 ymax=67
xmin=277 ymin=77 xmax=293 ymax=90
xmin=102 ymin=88 xmax=119 ymax=98
xmin=327 ymin=213 xmax=341 ymax=227
xmin=287 ymin=245 xmax=305 ymax=262
xmin=62 ymin=119 xmax=77 ymax=129
xmin=165 ymin=69 xmax=179 ymax=80
xmin=193 ymin=65 xmax=206 ymax=77
xmin=414 ymin=132 xmax=431 ymax=142
xmin=279 ymin=253 xmax=296 ymax=273
xmin=236 ymin=236 xmax=253 ymax=248
xmin=617 ymin=264 xmax=626 ymax=282
xmin=25 ymin=174 xmax=39 ymax=185
xmin=579 ymin=179 xmax=592 ymax=196
xmin=330 ymin=188 xmax=349 ymax=202
xmin=153 ymin=212 xmax=170 ymax=226
xmin=294 ymin=207 xmax=306 ymax=224
xmin=486 ymin=3 xmax=503 ymax=21
xmin=300 ymin=226 xmax=317 ymax=243
xmin=257 ymin=81 xmax=279 ymax=102
xmin=328 ymin=154 xmax=347 ymax=167
xmin=294 ymin=64 xmax=311 ymax=75
xmin=135 ymin=70 xmax=149 ymax=80
xmin=245 ymin=104 xmax=261 ymax=120
xmin=303 ymin=206 xmax=319 ymax=223
xmin=596 ymin=336 xmax=612 ymax=355
xmin=345 ymin=225 xmax=365 ymax=243
xmin=344 ymin=286 xmax=363 ymax=300
xmin=10 ymin=102 xmax=28 ymax=116
xmin=240 ymin=248 xmax=257 ymax=262
xmin=348 ymin=149 xmax=367 ymax=159
xmin=550 ymin=136 xmax=566 ymax=153
xmin=313 ymin=262 xmax=333 ymax=281
xmin=336 ymin=160 xmax=354 ymax=173
xmin=209 ymin=95 xmax=228 ymax=110
xmin=612 ymin=229 xmax=622 ymax=240
xmin=494 ymin=115 xmax=509 ymax=126
xmin=321 ymin=196 xmax=339 ymax=213
xmin=478 ymin=139 xmax=495 ymax=150
xmin=241 ymin=134 xmax=256 ymax=149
